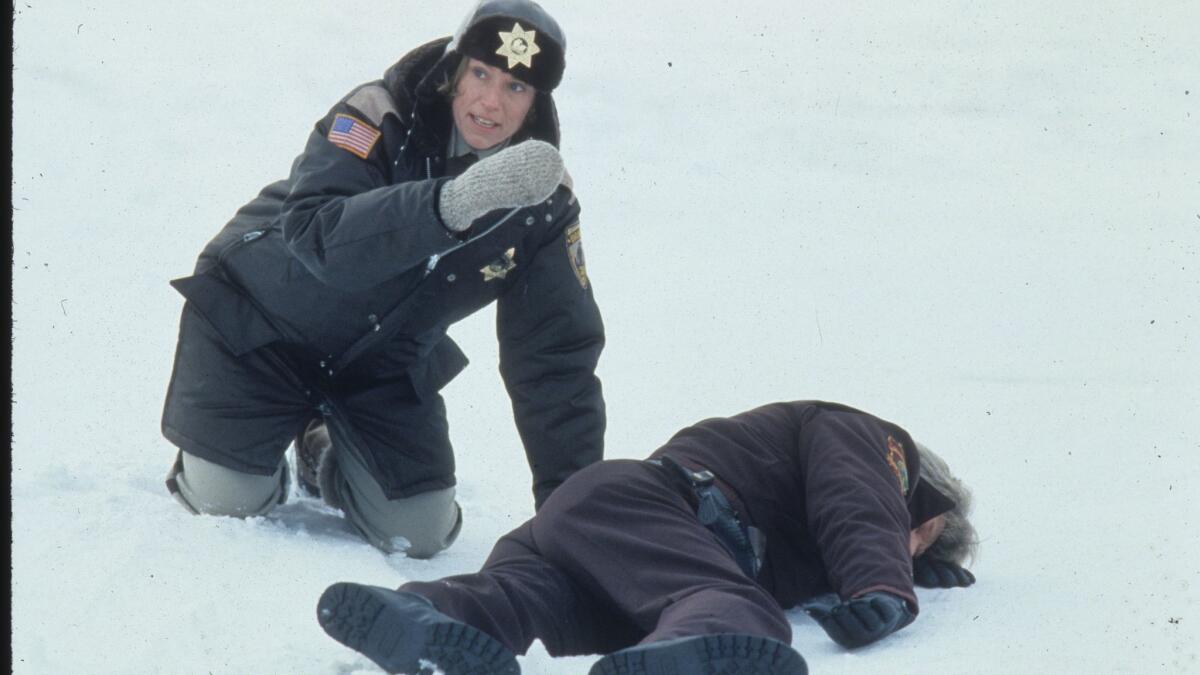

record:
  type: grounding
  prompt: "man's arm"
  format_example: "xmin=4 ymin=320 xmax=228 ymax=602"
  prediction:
xmin=496 ymin=190 xmax=605 ymax=509
xmin=797 ymin=413 xmax=918 ymax=648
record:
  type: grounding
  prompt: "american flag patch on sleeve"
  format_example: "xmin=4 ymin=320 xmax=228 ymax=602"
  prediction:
xmin=326 ymin=113 xmax=381 ymax=159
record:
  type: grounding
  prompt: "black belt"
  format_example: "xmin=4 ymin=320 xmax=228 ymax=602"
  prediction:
xmin=649 ymin=456 xmax=766 ymax=579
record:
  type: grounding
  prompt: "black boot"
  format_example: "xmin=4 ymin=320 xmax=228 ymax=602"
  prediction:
xmin=318 ymin=582 xmax=520 ymax=675
xmin=588 ymin=634 xmax=806 ymax=675
xmin=295 ymin=419 xmax=329 ymax=498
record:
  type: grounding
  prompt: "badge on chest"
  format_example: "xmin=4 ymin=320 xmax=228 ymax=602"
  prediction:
xmin=480 ymin=248 xmax=518 ymax=282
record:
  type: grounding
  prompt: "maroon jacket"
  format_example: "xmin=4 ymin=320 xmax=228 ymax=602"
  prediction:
xmin=648 ymin=401 xmax=955 ymax=612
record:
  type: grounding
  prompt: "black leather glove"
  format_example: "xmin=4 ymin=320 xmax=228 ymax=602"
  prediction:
xmin=912 ymin=556 xmax=976 ymax=588
xmin=802 ymin=591 xmax=915 ymax=649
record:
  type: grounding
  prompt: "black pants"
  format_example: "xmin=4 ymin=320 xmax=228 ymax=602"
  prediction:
xmin=401 ymin=460 xmax=792 ymax=656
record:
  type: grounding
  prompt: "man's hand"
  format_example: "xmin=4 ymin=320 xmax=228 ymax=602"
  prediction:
xmin=438 ymin=140 xmax=565 ymax=232
xmin=912 ymin=556 xmax=975 ymax=588
xmin=802 ymin=592 xmax=915 ymax=649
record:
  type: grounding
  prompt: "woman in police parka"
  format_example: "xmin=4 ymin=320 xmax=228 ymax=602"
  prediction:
xmin=160 ymin=0 xmax=604 ymax=558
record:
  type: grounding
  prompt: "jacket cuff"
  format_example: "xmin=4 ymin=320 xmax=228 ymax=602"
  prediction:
xmin=431 ymin=176 xmax=458 ymax=234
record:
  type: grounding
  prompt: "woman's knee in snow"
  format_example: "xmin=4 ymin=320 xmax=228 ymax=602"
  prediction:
xmin=166 ymin=450 xmax=287 ymax=517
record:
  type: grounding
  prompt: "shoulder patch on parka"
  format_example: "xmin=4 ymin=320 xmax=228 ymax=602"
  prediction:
xmin=345 ymin=84 xmax=400 ymax=126
xmin=565 ymin=221 xmax=588 ymax=289
xmin=885 ymin=435 xmax=910 ymax=495
xmin=327 ymin=113 xmax=381 ymax=159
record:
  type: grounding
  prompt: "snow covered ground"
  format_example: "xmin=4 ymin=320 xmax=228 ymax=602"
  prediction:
xmin=11 ymin=1 xmax=1200 ymax=673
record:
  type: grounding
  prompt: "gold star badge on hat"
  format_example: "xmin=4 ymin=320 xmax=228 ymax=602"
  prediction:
xmin=496 ymin=22 xmax=540 ymax=69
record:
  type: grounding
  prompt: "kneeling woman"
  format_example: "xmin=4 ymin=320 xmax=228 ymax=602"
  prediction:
xmin=161 ymin=0 xmax=604 ymax=558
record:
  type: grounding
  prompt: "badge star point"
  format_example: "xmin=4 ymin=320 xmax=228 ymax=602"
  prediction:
xmin=481 ymin=248 xmax=518 ymax=281
xmin=496 ymin=22 xmax=540 ymax=69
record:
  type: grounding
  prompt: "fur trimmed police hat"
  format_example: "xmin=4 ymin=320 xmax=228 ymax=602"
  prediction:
xmin=449 ymin=0 xmax=567 ymax=91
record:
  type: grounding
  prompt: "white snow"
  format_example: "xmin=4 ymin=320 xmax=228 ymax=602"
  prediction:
xmin=11 ymin=1 xmax=1200 ymax=673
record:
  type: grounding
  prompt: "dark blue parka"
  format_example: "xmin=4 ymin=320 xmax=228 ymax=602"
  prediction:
xmin=169 ymin=38 xmax=605 ymax=507
xmin=649 ymin=401 xmax=956 ymax=611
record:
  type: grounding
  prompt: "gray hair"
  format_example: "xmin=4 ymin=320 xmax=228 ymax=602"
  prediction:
xmin=915 ymin=442 xmax=979 ymax=565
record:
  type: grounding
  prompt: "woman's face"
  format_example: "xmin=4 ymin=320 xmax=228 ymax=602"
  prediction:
xmin=451 ymin=57 xmax=537 ymax=151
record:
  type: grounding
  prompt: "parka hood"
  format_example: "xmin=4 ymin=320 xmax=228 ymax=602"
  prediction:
xmin=381 ymin=34 xmax=561 ymax=159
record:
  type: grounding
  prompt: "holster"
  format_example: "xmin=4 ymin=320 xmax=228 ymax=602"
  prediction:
xmin=651 ymin=455 xmax=766 ymax=579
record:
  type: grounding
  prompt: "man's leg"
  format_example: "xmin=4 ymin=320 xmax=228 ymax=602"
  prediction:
xmin=589 ymin=634 xmax=806 ymax=675
xmin=528 ymin=460 xmax=806 ymax=674
xmin=401 ymin=521 xmax=642 ymax=657
xmin=318 ymin=520 xmax=641 ymax=673
xmin=318 ymin=583 xmax=519 ymax=675
xmin=532 ymin=460 xmax=792 ymax=644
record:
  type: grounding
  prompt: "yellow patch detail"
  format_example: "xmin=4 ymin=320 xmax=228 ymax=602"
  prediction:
xmin=886 ymin=435 xmax=909 ymax=495
xmin=480 ymin=248 xmax=517 ymax=282
xmin=565 ymin=222 xmax=588 ymax=289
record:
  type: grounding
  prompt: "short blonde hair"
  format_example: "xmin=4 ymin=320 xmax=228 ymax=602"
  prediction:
xmin=437 ymin=58 xmax=471 ymax=97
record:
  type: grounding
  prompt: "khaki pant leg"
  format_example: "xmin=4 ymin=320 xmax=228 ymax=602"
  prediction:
xmin=167 ymin=450 xmax=287 ymax=517
xmin=327 ymin=446 xmax=462 ymax=558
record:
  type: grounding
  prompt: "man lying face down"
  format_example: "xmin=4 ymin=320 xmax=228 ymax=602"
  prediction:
xmin=316 ymin=400 xmax=978 ymax=675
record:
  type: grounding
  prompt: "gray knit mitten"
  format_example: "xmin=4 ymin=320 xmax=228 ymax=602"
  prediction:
xmin=438 ymin=140 xmax=565 ymax=232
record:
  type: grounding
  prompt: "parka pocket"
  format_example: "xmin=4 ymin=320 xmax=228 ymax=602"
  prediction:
xmin=407 ymin=336 xmax=470 ymax=401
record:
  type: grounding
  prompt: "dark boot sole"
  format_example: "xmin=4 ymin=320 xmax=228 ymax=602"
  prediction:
xmin=318 ymin=582 xmax=520 ymax=675
xmin=588 ymin=634 xmax=807 ymax=675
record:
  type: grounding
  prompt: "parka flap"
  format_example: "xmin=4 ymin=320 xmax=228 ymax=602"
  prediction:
xmin=170 ymin=273 xmax=283 ymax=356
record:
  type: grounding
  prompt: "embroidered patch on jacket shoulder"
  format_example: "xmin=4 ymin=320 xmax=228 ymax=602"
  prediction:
xmin=327 ymin=113 xmax=381 ymax=159
xmin=564 ymin=221 xmax=588 ymax=289
xmin=886 ymin=435 xmax=910 ymax=495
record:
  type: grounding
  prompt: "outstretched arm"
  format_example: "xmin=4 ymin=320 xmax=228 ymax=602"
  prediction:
xmin=797 ymin=414 xmax=919 ymax=648
xmin=497 ymin=190 xmax=605 ymax=509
